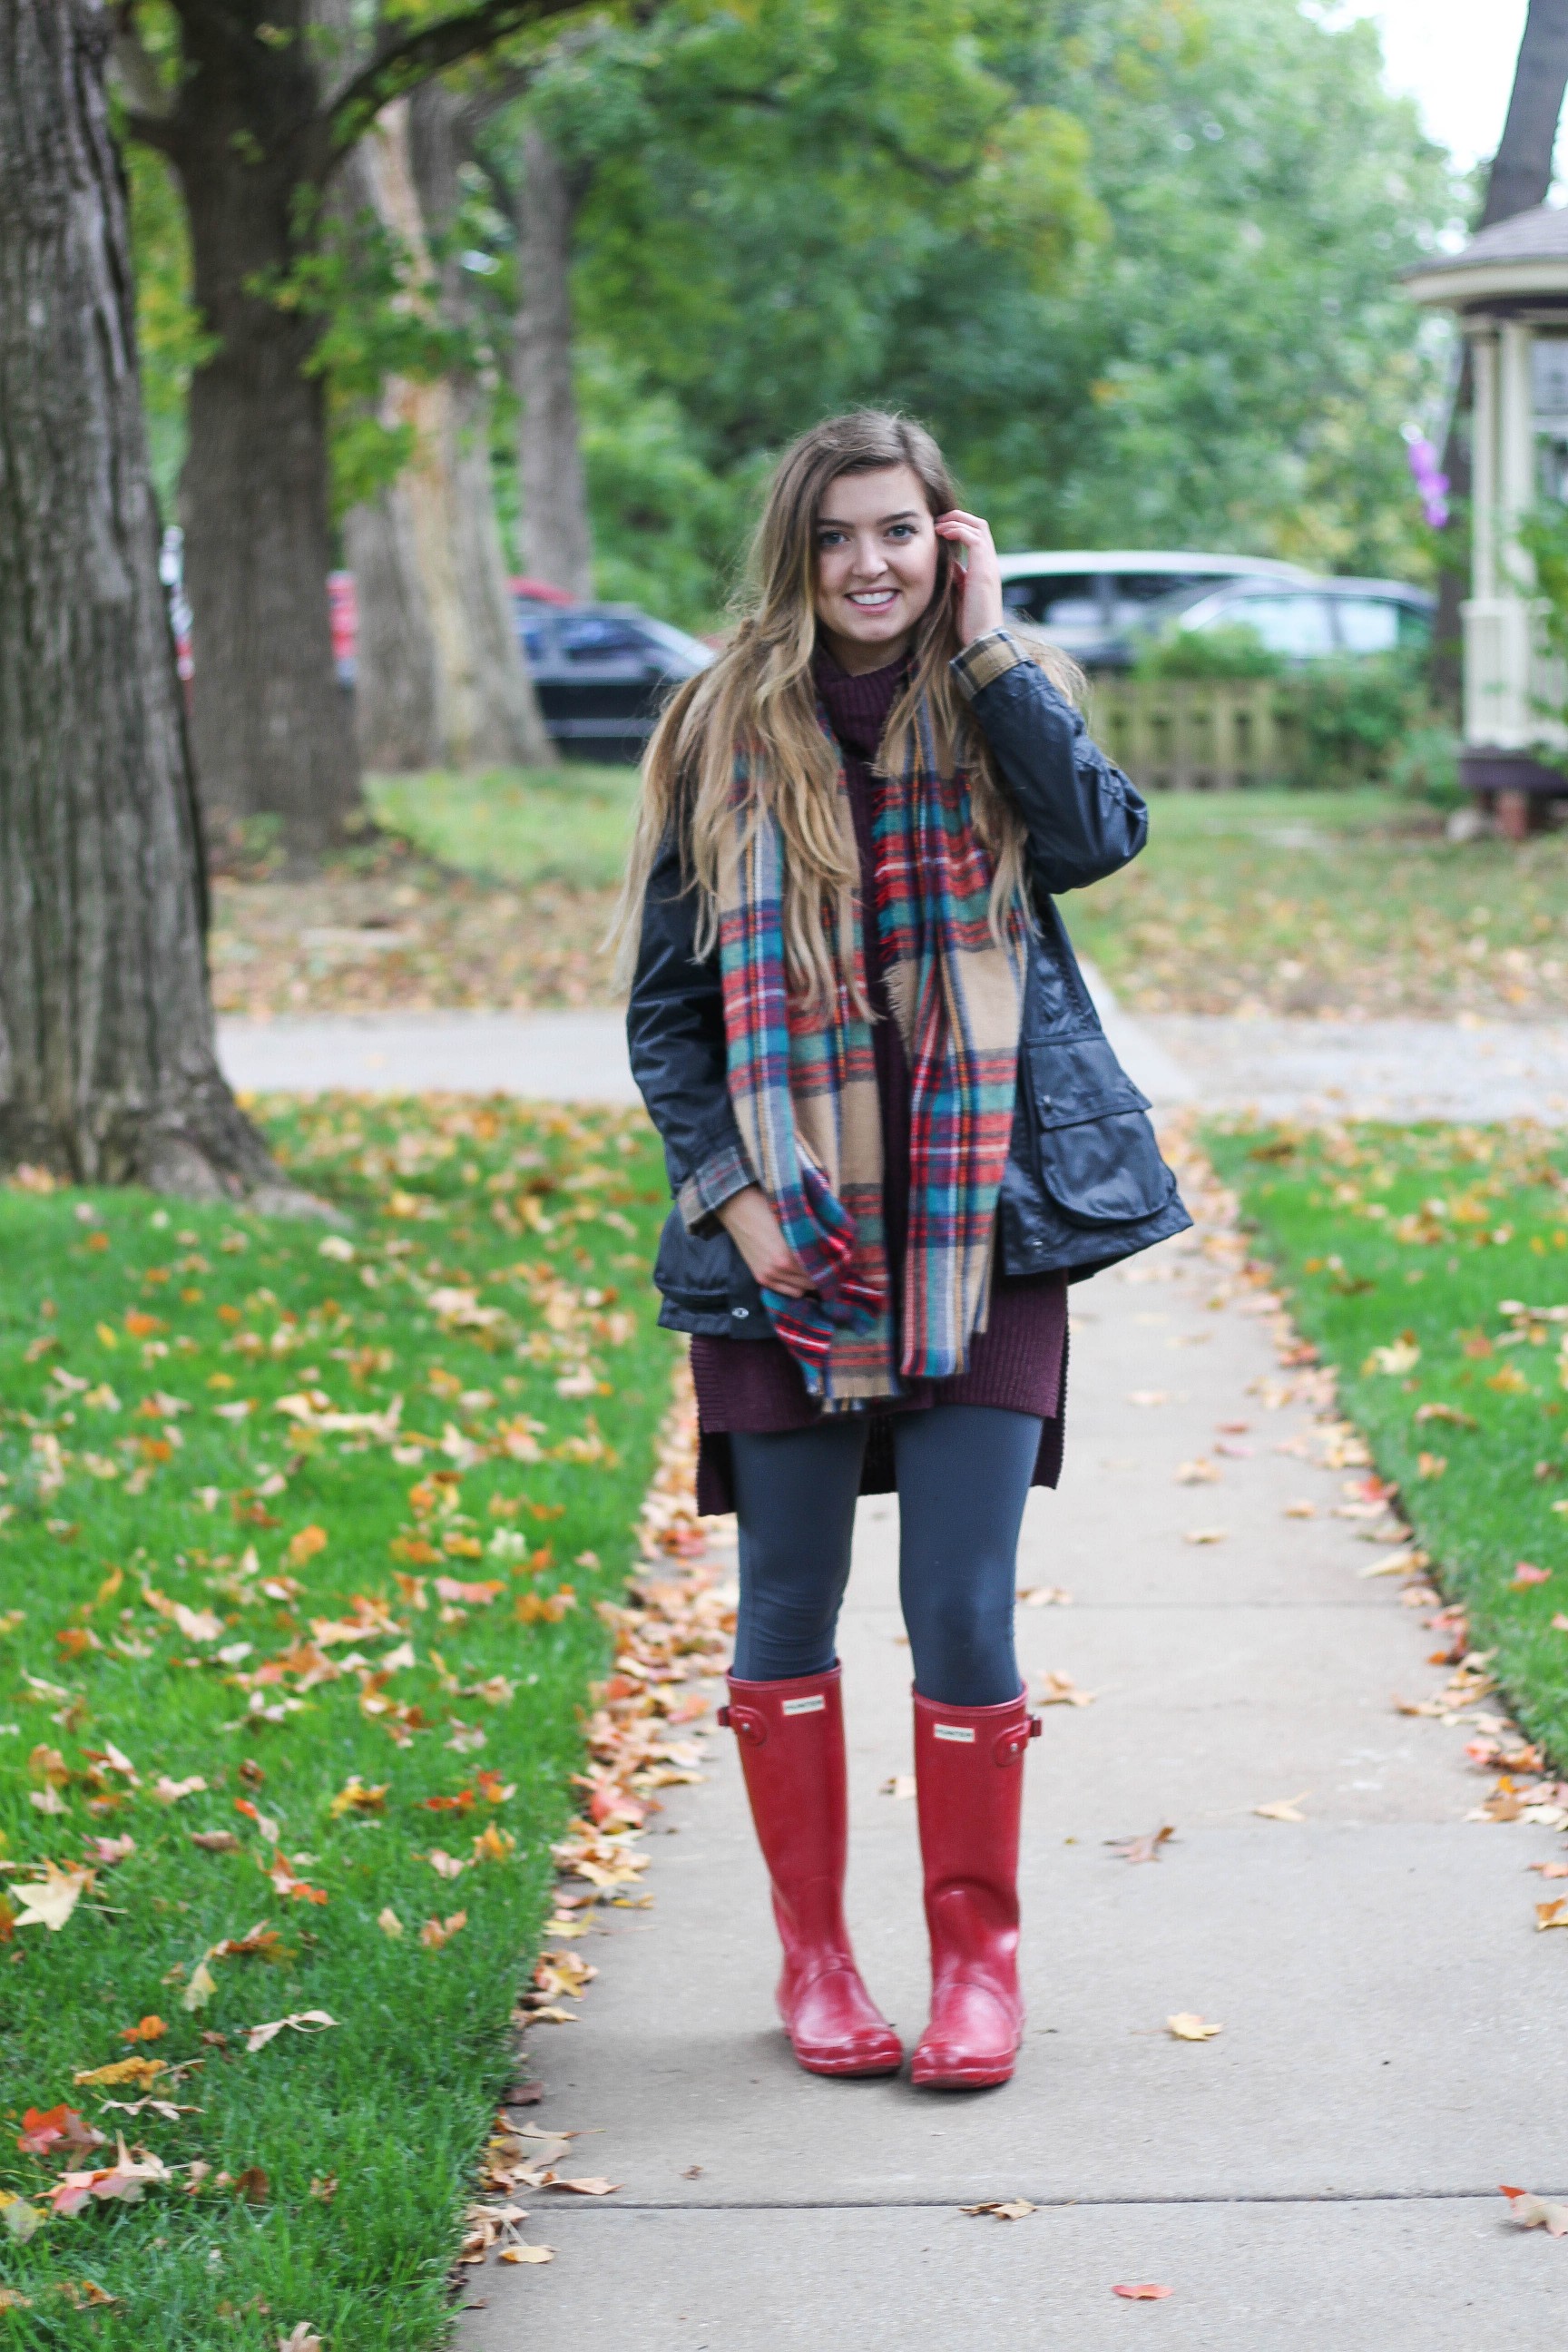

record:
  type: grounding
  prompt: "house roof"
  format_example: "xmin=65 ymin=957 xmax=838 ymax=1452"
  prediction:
xmin=1406 ymin=203 xmax=1568 ymax=309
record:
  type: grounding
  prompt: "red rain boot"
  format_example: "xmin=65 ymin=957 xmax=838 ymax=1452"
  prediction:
xmin=911 ymin=1687 xmax=1040 ymax=2090
xmin=719 ymin=1665 xmax=903 ymax=2078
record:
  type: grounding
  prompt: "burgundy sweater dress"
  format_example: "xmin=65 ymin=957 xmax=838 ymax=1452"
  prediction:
xmin=690 ymin=647 xmax=1067 ymax=1515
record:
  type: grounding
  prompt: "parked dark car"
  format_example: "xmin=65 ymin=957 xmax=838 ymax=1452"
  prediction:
xmin=1121 ymin=573 xmax=1436 ymax=666
xmin=514 ymin=600 xmax=714 ymax=762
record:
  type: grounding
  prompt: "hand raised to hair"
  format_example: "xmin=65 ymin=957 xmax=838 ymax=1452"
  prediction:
xmin=935 ymin=509 xmax=1005 ymax=647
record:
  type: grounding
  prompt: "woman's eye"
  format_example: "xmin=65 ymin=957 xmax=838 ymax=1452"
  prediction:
xmin=887 ymin=524 xmax=916 ymax=540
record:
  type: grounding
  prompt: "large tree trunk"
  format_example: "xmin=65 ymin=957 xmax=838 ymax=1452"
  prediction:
xmin=514 ymin=122 xmax=593 ymax=599
xmin=1480 ymin=0 xmax=1568 ymax=231
xmin=349 ymin=94 xmax=551 ymax=771
xmin=1431 ymin=0 xmax=1568 ymax=702
xmin=175 ymin=96 xmax=359 ymax=849
xmin=337 ymin=132 xmax=444 ymax=771
xmin=344 ymin=484 xmax=445 ymax=770
xmin=0 ymin=0 xmax=305 ymax=1203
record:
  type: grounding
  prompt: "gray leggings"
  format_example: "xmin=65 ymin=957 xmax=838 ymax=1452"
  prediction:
xmin=728 ymin=1404 xmax=1041 ymax=1706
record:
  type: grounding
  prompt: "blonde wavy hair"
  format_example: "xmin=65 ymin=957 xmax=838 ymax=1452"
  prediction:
xmin=612 ymin=409 xmax=1082 ymax=1004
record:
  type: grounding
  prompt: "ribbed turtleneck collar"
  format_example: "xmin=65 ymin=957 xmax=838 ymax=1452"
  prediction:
xmin=813 ymin=642 xmax=906 ymax=764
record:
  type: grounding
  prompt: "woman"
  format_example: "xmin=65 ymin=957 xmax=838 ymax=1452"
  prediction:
xmin=619 ymin=410 xmax=1188 ymax=2091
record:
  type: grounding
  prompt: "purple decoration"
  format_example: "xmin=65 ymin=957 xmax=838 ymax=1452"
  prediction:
xmin=1404 ymin=429 xmax=1450 ymax=529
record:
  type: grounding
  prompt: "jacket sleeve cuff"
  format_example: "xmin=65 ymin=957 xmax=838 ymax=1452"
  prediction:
xmin=677 ymin=1138 xmax=757 ymax=1232
xmin=951 ymin=627 xmax=1030 ymax=701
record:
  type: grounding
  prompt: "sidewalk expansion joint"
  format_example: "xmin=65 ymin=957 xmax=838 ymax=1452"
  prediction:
xmin=537 ymin=2188 xmax=1546 ymax=2215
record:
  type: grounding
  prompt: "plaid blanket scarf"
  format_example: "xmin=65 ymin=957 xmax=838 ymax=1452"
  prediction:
xmin=718 ymin=694 xmax=1025 ymax=1406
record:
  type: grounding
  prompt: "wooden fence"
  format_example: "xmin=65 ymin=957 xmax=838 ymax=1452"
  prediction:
xmin=1087 ymin=677 xmax=1301 ymax=790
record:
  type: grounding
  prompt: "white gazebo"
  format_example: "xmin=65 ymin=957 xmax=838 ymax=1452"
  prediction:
xmin=1406 ymin=203 xmax=1568 ymax=829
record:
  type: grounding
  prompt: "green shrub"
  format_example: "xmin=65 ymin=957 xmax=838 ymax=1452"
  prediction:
xmin=1284 ymin=650 xmax=1429 ymax=788
xmin=1387 ymin=721 xmax=1465 ymax=808
xmin=1130 ymin=622 xmax=1287 ymax=680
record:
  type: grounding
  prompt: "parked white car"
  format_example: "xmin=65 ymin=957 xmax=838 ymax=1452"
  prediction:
xmin=995 ymin=549 xmax=1318 ymax=666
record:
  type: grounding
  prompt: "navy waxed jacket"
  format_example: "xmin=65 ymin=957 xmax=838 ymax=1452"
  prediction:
xmin=626 ymin=626 xmax=1191 ymax=1338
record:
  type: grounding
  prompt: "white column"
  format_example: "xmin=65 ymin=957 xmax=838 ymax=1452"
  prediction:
xmin=1471 ymin=329 xmax=1497 ymax=599
xmin=1498 ymin=319 xmax=1535 ymax=573
xmin=1463 ymin=321 xmax=1539 ymax=748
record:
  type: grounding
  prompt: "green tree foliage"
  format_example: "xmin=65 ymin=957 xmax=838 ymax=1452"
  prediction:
xmin=556 ymin=0 xmax=1458 ymax=618
xmin=124 ymin=0 xmax=1463 ymax=624
xmin=125 ymin=143 xmax=214 ymax=518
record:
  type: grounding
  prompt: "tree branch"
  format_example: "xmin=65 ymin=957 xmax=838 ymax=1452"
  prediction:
xmin=700 ymin=82 xmax=994 ymax=191
xmin=319 ymin=0 xmax=604 ymax=164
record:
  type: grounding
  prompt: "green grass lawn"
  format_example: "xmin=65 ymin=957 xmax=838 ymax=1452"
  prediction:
xmin=367 ymin=767 xmax=640 ymax=894
xmin=1063 ymin=787 xmax=1568 ymax=1022
xmin=0 ymin=1097 xmax=680 ymax=2346
xmin=1210 ymin=1118 xmax=1568 ymax=1760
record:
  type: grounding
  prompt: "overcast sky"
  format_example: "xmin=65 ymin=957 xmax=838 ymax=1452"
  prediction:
xmin=1331 ymin=0 xmax=1528 ymax=171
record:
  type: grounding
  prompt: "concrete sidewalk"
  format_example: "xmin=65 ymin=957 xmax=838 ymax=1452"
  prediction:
xmin=458 ymin=1220 xmax=1568 ymax=2351
xmin=217 ymin=1009 xmax=640 ymax=1103
xmin=216 ymin=989 xmax=1568 ymax=1125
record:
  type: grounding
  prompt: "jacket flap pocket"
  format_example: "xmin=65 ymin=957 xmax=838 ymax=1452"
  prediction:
xmin=1028 ymin=1035 xmax=1150 ymax=1130
xmin=653 ymin=1208 xmax=749 ymax=1307
xmin=1035 ymin=1107 xmax=1176 ymax=1229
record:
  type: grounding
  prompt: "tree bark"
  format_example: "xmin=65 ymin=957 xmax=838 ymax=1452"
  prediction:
xmin=1480 ymin=0 xmax=1568 ymax=230
xmin=344 ymin=482 xmax=445 ymax=771
xmin=1431 ymin=0 xmax=1568 ymax=702
xmin=168 ymin=3 xmax=359 ymax=851
xmin=514 ymin=122 xmax=593 ymax=599
xmin=0 ymin=0 xmax=307 ymax=1204
xmin=336 ymin=132 xmax=445 ymax=771
xmin=349 ymin=93 xmax=551 ymax=770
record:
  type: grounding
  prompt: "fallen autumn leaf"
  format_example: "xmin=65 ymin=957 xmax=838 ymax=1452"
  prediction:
xmin=1253 ymin=1794 xmax=1308 ymax=1822
xmin=1500 ymin=2185 xmax=1568 ymax=2235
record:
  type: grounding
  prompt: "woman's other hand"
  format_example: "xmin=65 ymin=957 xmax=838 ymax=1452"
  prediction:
xmin=716 ymin=1185 xmax=814 ymax=1298
xmin=935 ymin=508 xmax=1004 ymax=646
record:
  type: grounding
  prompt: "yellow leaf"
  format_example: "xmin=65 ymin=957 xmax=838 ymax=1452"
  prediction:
xmin=1167 ymin=2013 xmax=1223 ymax=2041
xmin=1253 ymin=1793 xmax=1308 ymax=1822
xmin=73 ymin=2056 xmax=166 ymax=2088
xmin=499 ymin=2244 xmax=554 ymax=2263
xmin=377 ymin=1907 xmax=404 ymax=1939
xmin=288 ymin=1525 xmax=328 ymax=1565
xmin=328 ymin=1779 xmax=388 ymax=1818
xmin=182 ymin=1961 xmax=218 ymax=2012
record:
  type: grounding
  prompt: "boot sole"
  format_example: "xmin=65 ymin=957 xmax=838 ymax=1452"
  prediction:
xmin=911 ymin=2040 xmax=1020 ymax=2090
xmin=791 ymin=2042 xmax=906 ymax=2078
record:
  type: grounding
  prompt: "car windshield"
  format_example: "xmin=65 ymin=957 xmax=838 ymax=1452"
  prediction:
xmin=557 ymin=614 xmax=650 ymax=662
xmin=1333 ymin=596 xmax=1402 ymax=654
xmin=634 ymin=615 xmax=716 ymax=668
xmin=1002 ymin=573 xmax=1100 ymax=629
xmin=1213 ymin=592 xmax=1336 ymax=657
xmin=1125 ymin=582 xmax=1223 ymax=632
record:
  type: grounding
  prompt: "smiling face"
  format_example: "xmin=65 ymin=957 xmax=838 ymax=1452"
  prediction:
xmin=813 ymin=464 xmax=943 ymax=674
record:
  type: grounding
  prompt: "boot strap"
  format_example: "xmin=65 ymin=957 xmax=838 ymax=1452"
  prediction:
xmin=994 ymin=1715 xmax=1042 ymax=1766
xmin=718 ymin=1701 xmax=768 ymax=1746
